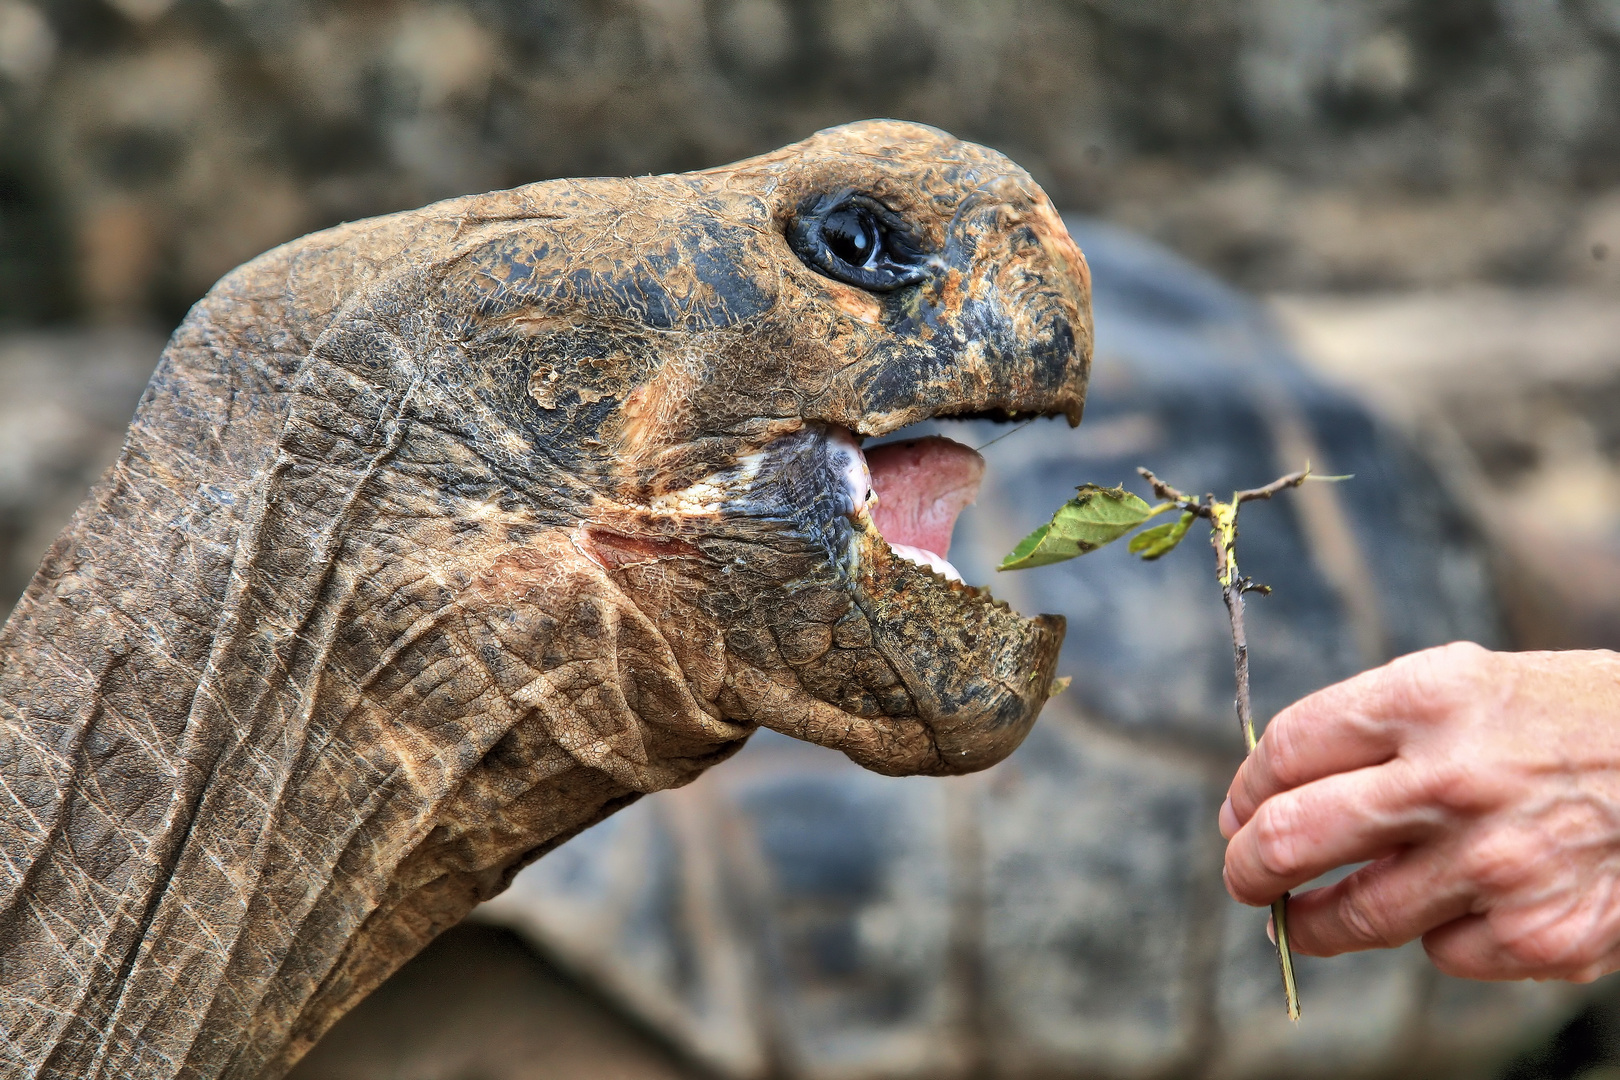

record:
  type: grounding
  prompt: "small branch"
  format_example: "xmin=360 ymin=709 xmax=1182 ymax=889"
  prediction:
xmin=1234 ymin=468 xmax=1310 ymax=505
xmin=1152 ymin=465 xmax=1305 ymax=1024
xmin=1205 ymin=476 xmax=1303 ymax=1024
xmin=1137 ymin=467 xmax=1206 ymax=514
xmin=1024 ymin=462 xmax=1315 ymax=1023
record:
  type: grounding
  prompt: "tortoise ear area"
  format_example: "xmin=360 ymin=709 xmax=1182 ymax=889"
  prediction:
xmin=461 ymin=539 xmax=747 ymax=790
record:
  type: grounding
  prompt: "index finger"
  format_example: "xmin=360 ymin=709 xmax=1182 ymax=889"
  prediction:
xmin=1227 ymin=644 xmax=1478 ymax=828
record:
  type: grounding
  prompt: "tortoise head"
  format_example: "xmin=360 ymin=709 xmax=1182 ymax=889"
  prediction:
xmin=0 ymin=120 xmax=1090 ymax=1080
xmin=432 ymin=119 xmax=1091 ymax=775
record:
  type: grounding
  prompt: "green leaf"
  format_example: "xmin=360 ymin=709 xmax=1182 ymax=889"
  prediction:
xmin=999 ymin=484 xmax=1162 ymax=570
xmin=1128 ymin=510 xmax=1196 ymax=561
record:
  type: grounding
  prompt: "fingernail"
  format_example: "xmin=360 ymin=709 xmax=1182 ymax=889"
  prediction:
xmin=1266 ymin=915 xmax=1276 ymax=945
xmin=1218 ymin=797 xmax=1239 ymax=839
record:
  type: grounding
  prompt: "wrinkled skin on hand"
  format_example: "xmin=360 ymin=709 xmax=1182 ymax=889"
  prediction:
xmin=1222 ymin=642 xmax=1620 ymax=982
xmin=0 ymin=121 xmax=1089 ymax=1078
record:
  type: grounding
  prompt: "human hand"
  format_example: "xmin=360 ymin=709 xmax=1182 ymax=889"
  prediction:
xmin=1220 ymin=642 xmax=1620 ymax=981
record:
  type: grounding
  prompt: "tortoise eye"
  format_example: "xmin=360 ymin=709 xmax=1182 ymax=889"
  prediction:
xmin=822 ymin=205 xmax=879 ymax=268
xmin=788 ymin=194 xmax=930 ymax=292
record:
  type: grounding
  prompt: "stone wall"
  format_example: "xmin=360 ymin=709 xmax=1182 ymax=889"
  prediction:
xmin=4 ymin=0 xmax=1620 ymax=326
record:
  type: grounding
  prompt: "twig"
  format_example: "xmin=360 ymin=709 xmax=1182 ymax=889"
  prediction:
xmin=1234 ymin=468 xmax=1311 ymax=506
xmin=1137 ymin=467 xmax=1191 ymax=506
xmin=1005 ymin=464 xmax=1326 ymax=1022
xmin=1137 ymin=466 xmax=1306 ymax=1022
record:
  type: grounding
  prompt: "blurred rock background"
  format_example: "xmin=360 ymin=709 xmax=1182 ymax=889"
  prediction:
xmin=5 ymin=0 xmax=1620 ymax=328
xmin=4 ymin=1 xmax=1620 ymax=1077
xmin=2 ymin=0 xmax=1620 ymax=627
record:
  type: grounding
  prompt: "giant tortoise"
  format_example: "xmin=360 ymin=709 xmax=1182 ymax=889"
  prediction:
xmin=0 ymin=121 xmax=1090 ymax=1079
xmin=479 ymin=220 xmax=1582 ymax=1080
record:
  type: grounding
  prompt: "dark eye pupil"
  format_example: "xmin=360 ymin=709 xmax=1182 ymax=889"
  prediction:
xmin=786 ymin=195 xmax=928 ymax=292
xmin=822 ymin=207 xmax=878 ymax=267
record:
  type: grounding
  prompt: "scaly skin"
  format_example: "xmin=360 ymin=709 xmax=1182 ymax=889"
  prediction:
xmin=0 ymin=121 xmax=1091 ymax=1079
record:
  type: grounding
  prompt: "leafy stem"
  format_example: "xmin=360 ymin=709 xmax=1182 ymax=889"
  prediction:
xmin=1000 ymin=464 xmax=1344 ymax=1023
xmin=1137 ymin=466 xmax=1306 ymax=1021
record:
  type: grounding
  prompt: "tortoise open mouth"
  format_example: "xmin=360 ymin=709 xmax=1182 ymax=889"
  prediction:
xmin=790 ymin=414 xmax=1065 ymax=774
xmin=621 ymin=401 xmax=1071 ymax=774
xmin=830 ymin=427 xmax=983 ymax=585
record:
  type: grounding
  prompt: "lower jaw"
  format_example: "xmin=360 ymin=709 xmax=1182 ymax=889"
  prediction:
xmin=886 ymin=542 xmax=963 ymax=582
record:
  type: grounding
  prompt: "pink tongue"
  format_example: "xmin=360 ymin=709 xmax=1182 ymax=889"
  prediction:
xmin=866 ymin=436 xmax=985 ymax=558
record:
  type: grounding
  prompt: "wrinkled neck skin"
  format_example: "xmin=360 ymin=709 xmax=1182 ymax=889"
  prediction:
xmin=0 ymin=121 xmax=1084 ymax=1080
xmin=0 ymin=241 xmax=755 ymax=1080
xmin=0 ymin=212 xmax=954 ymax=1080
